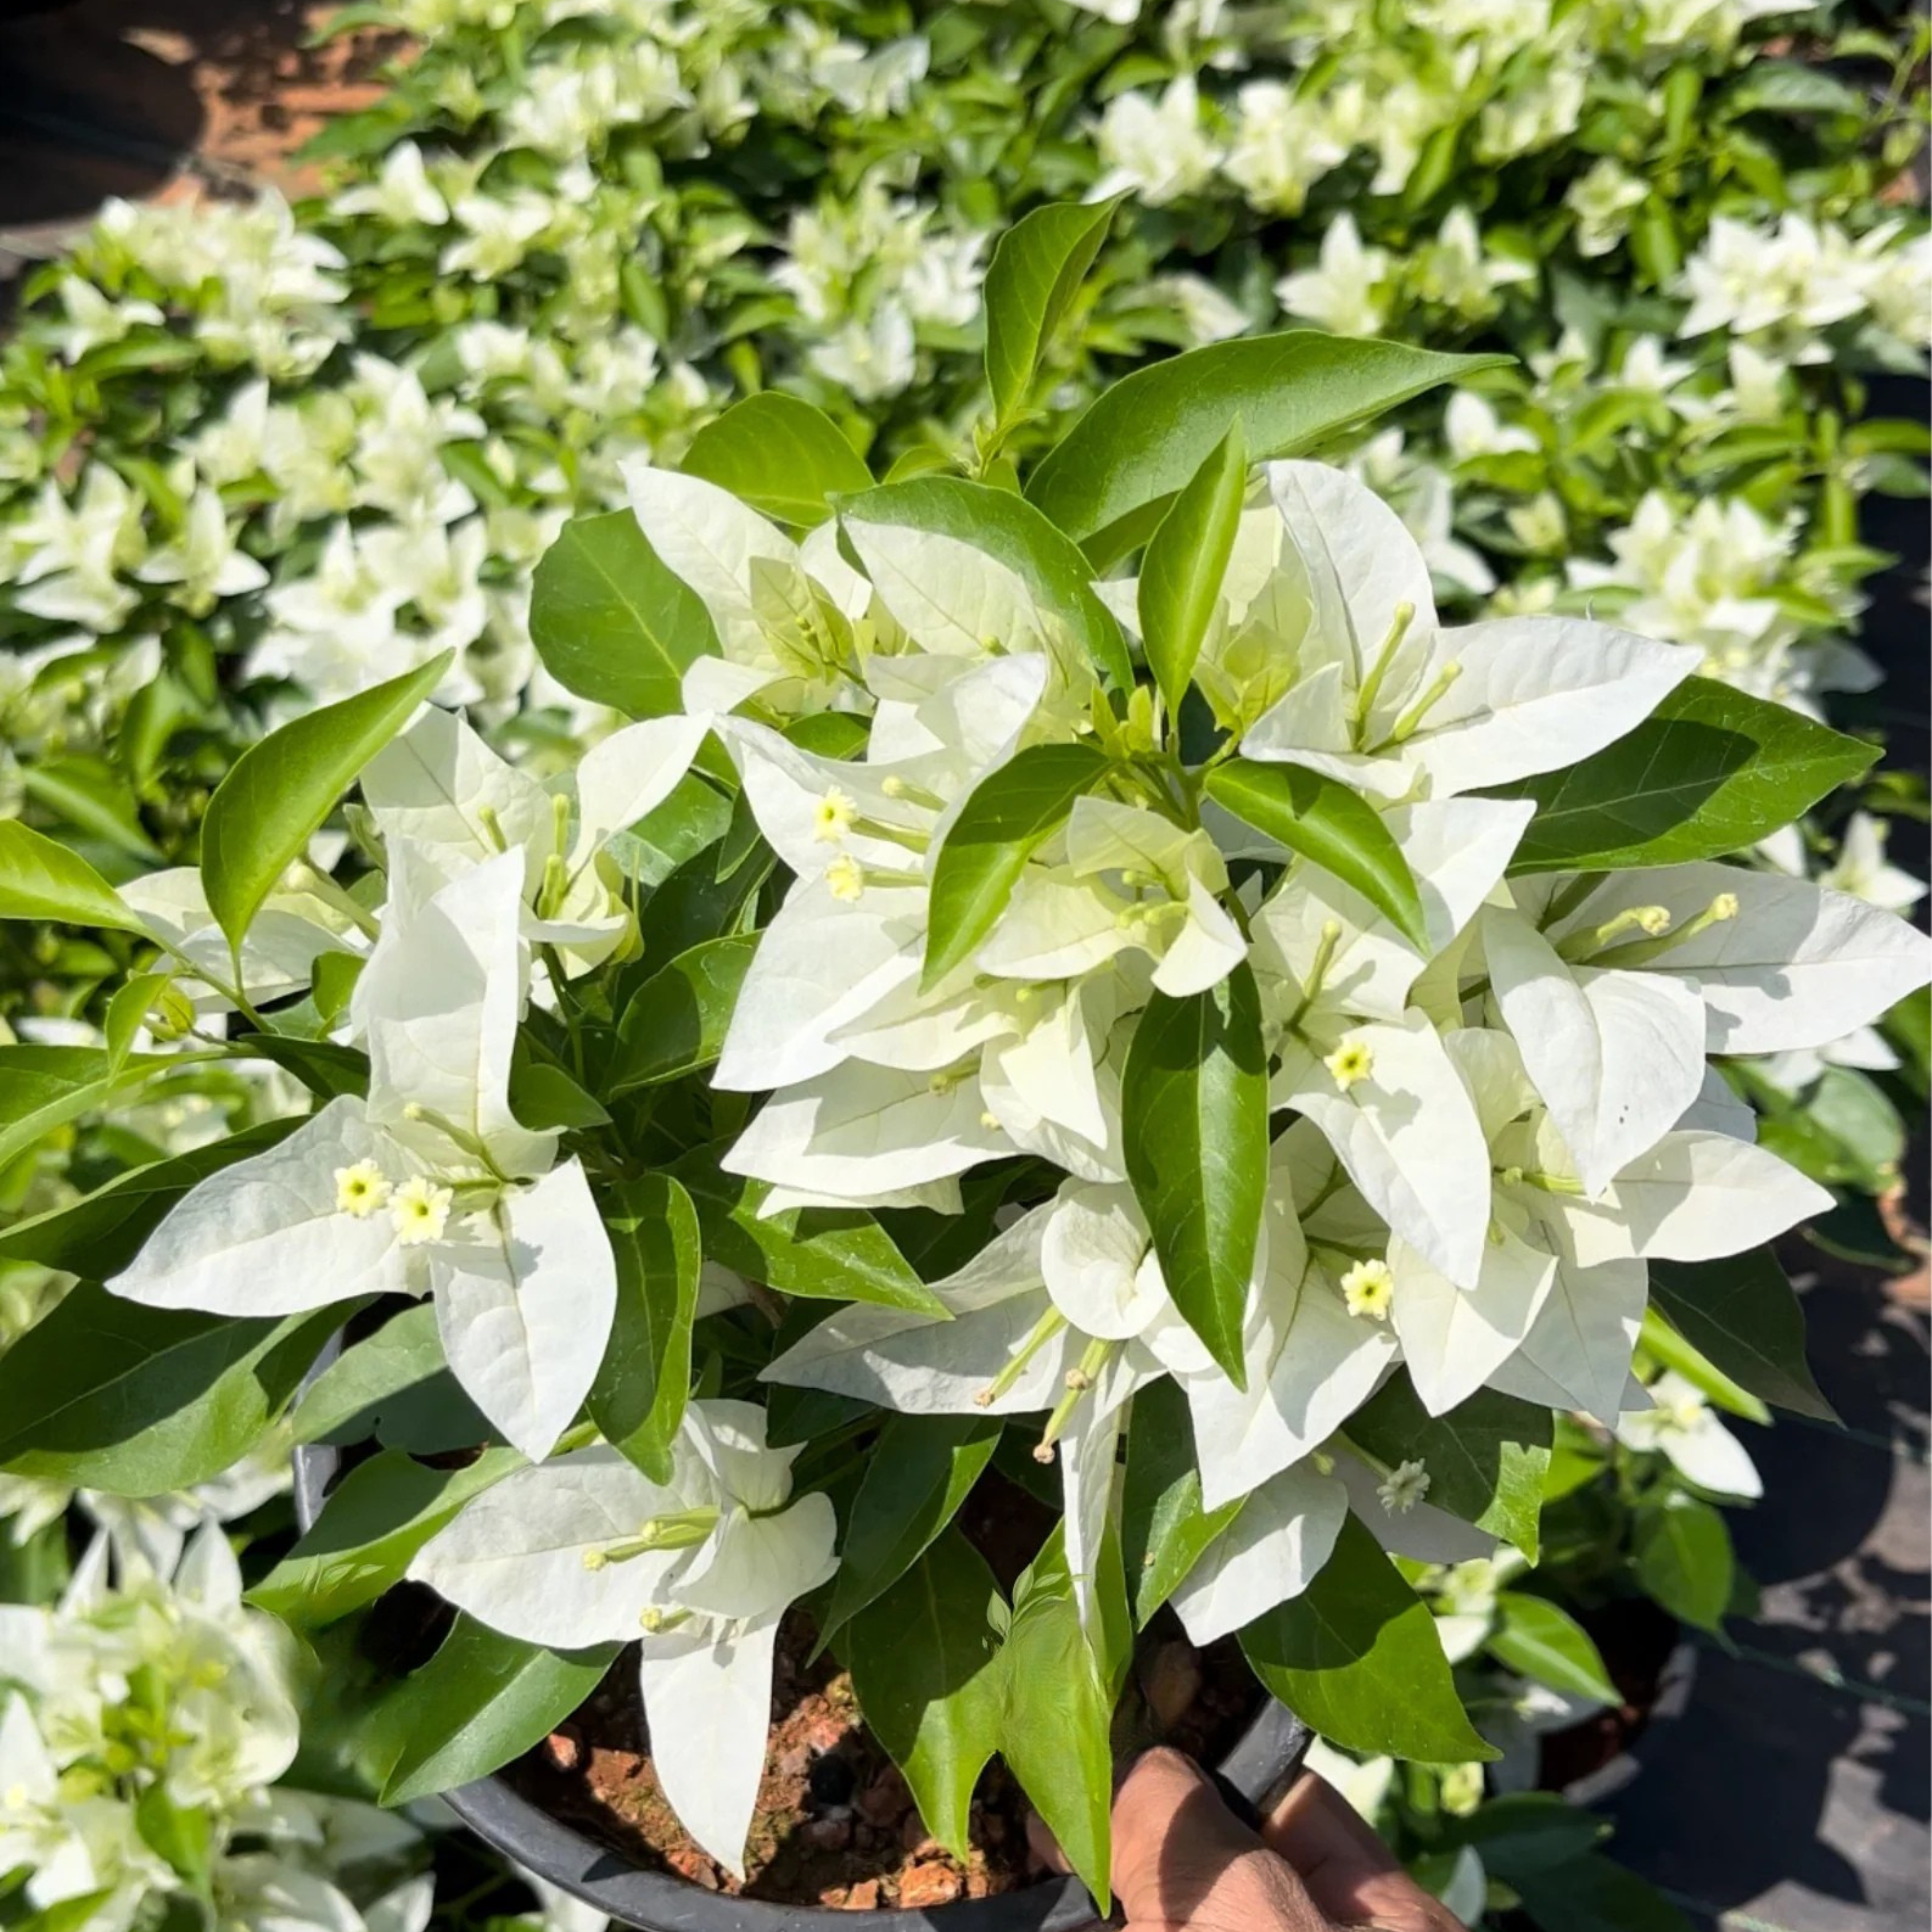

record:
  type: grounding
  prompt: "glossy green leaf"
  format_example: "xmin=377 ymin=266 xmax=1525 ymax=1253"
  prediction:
xmin=378 ymin=1616 xmax=617 ymax=1805
xmin=1637 ymin=1304 xmax=1768 ymax=1425
xmin=290 ymin=1303 xmax=488 ymax=1453
xmin=1120 ymin=1377 xmax=1242 ymax=1625
xmin=682 ymin=393 xmax=871 ymax=527
xmin=202 ymin=653 xmax=450 ymax=955
xmin=250 ymin=1447 xmax=521 ymax=1629
xmin=1490 ymin=678 xmax=1878 ymax=873
xmin=1240 ymin=1515 xmax=1495 ymax=1763
xmin=0 ymin=1120 xmax=296 ymax=1279
xmin=821 ymin=1415 xmax=1000 ymax=1647
xmin=847 ymin=1528 xmax=1006 ymax=1860
xmin=0 ymin=1283 xmax=342 ymax=1495
xmin=530 ymin=510 xmax=717 ymax=720
xmin=0 ymin=821 xmax=147 ymax=933
xmin=1346 ymin=1374 xmax=1551 ymax=1561
xmin=1633 ymin=1492 xmax=1734 ymax=1632
xmin=1121 ymin=964 xmax=1268 ymax=1387
xmin=983 ymin=197 xmax=1120 ymax=430
xmin=1443 ymin=1791 xmax=1608 ymax=1882
xmin=1511 ymin=1854 xmax=1694 ymax=1932
xmin=135 ymin=1785 xmax=212 ymax=1891
xmin=999 ymin=1528 xmax=1115 ymax=1907
xmin=1647 ymin=1252 xmax=1832 ymax=1423
xmin=923 ymin=742 xmax=1110 ymax=990
xmin=0 ymin=1045 xmax=180 ymax=1172
xmin=587 ymin=1175 xmax=701 ymax=1484
xmin=1487 ymin=1593 xmax=1618 ymax=1703
xmin=841 ymin=477 xmax=1132 ymax=689
xmin=1026 ymin=334 xmax=1506 ymax=563
xmin=20 ymin=756 xmax=163 ymax=862
xmin=1204 ymin=758 xmax=1427 ymax=951
xmin=609 ymin=935 xmax=754 ymax=1092
xmin=668 ymin=1149 xmax=945 ymax=1316
xmin=1139 ymin=420 xmax=1246 ymax=715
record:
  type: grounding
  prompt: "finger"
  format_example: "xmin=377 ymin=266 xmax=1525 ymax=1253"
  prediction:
xmin=1112 ymin=1748 xmax=1327 ymax=1931
xmin=1265 ymin=1771 xmax=1466 ymax=1932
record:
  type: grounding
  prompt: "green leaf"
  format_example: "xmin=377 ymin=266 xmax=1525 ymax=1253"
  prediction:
xmin=821 ymin=1415 xmax=1001 ymax=1647
xmin=0 ymin=1045 xmax=179 ymax=1171
xmin=682 ymin=393 xmax=872 ymax=527
xmin=530 ymin=511 xmax=717 ymax=721
xmin=290 ymin=1303 xmax=489 ymax=1453
xmin=1026 ymin=334 xmax=1506 ymax=563
xmin=609 ymin=936 xmax=755 ymax=1092
xmin=0 ymin=821 xmax=147 ymax=932
xmin=668 ymin=1149 xmax=945 ymax=1316
xmin=846 ymin=1528 xmax=1006 ymax=1860
xmin=1121 ymin=965 xmax=1268 ymax=1387
xmin=840 ymin=477 xmax=1133 ymax=689
xmin=1637 ymin=1303 xmax=1768 ymax=1425
xmin=1121 ymin=1378 xmax=1243 ymax=1625
xmin=1491 ymin=678 xmax=1878 ymax=873
xmin=1204 ymin=758 xmax=1428 ymax=951
xmin=1346 ymin=1374 xmax=1551 ymax=1561
xmin=587 ymin=1176 xmax=701 ymax=1484
xmin=1511 ymin=1853 xmax=1694 ymax=1932
xmin=243 ymin=1036 xmax=371 ymax=1103
xmin=999 ymin=1527 xmax=1115 ymax=1907
xmin=135 ymin=1785 xmax=212 ymax=1891
xmin=983 ymin=197 xmax=1121 ymax=430
xmin=1647 ymin=1252 xmax=1832 ymax=1422
xmin=1443 ymin=1791 xmax=1608 ymax=1881
xmin=1139 ymin=421 xmax=1247 ymax=716
xmin=377 ymin=1616 xmax=617 ymax=1806
xmin=1240 ymin=1514 xmax=1495 ymax=1763
xmin=202 ymin=653 xmax=452 ymax=955
xmin=923 ymin=742 xmax=1110 ymax=990
xmin=1633 ymin=1492 xmax=1734 ymax=1633
xmin=0 ymin=1283 xmax=341 ymax=1495
xmin=250 ymin=1447 xmax=521 ymax=1629
xmin=1725 ymin=61 xmax=1866 ymax=117
xmin=1487 ymin=1593 xmax=1618 ymax=1702
xmin=0 ymin=1120 xmax=297 ymax=1279
xmin=20 ymin=756 xmax=163 ymax=863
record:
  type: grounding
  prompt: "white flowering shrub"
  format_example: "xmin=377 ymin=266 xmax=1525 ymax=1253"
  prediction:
xmin=0 ymin=247 xmax=1922 ymax=1911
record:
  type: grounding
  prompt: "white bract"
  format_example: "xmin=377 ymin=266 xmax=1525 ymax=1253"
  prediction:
xmin=409 ymin=1400 xmax=836 ymax=1874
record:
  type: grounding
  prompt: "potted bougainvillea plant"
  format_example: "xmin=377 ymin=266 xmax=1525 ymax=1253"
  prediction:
xmin=0 ymin=206 xmax=1925 ymax=1925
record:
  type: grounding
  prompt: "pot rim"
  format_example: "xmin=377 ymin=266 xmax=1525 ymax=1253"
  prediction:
xmin=291 ymin=1437 xmax=1311 ymax=1931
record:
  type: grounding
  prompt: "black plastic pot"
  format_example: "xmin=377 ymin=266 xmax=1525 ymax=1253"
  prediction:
xmin=293 ymin=1441 xmax=1311 ymax=1932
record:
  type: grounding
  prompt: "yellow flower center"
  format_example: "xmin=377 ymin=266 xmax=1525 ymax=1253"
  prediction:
xmin=1324 ymin=1036 xmax=1375 ymax=1091
xmin=825 ymin=854 xmax=866 ymax=902
xmin=391 ymin=1175 xmax=454 ymax=1246
xmin=813 ymin=787 xmax=858 ymax=842
xmin=1340 ymin=1258 xmax=1395 ymax=1320
xmin=335 ymin=1161 xmax=392 ymax=1219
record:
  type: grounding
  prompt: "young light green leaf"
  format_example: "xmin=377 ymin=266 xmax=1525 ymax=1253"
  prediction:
xmin=1647 ymin=1253 xmax=1833 ymax=1423
xmin=667 ymin=1148 xmax=946 ymax=1316
xmin=820 ymin=1415 xmax=1001 ymax=1649
xmin=1637 ymin=1305 xmax=1768 ymax=1425
xmin=840 ymin=477 xmax=1132 ymax=689
xmin=134 ymin=1786 xmax=212 ymax=1892
xmin=1139 ymin=420 xmax=1247 ymax=716
xmin=846 ymin=1527 xmax=1006 ymax=1860
xmin=377 ymin=1616 xmax=618 ymax=1805
xmin=1204 ymin=758 xmax=1428 ymax=951
xmin=1345 ymin=1374 xmax=1551 ymax=1561
xmin=1487 ymin=1593 xmax=1618 ymax=1703
xmin=0 ymin=1283 xmax=341 ymax=1495
xmin=1025 ymin=335 xmax=1507 ymax=564
xmin=1633 ymin=1492 xmax=1735 ymax=1633
xmin=1240 ymin=1515 xmax=1495 ymax=1763
xmin=983 ymin=197 xmax=1121 ymax=431
xmin=587 ymin=1175 xmax=701 ymax=1484
xmin=250 ymin=1447 xmax=521 ymax=1629
xmin=530 ymin=511 xmax=718 ymax=720
xmin=0 ymin=821 xmax=148 ymax=933
xmin=682 ymin=393 xmax=872 ymax=528
xmin=291 ymin=1302 xmax=488 ymax=1453
xmin=610 ymin=936 xmax=755 ymax=1092
xmin=923 ymin=742 xmax=1111 ymax=989
xmin=999 ymin=1527 xmax=1116 ymax=1908
xmin=1121 ymin=1377 xmax=1243 ymax=1626
xmin=202 ymin=652 xmax=452 ymax=954
xmin=1491 ymin=677 xmax=1878 ymax=874
xmin=1121 ymin=964 xmax=1269 ymax=1388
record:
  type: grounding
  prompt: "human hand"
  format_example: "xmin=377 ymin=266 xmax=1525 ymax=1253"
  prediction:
xmin=1082 ymin=1747 xmax=1467 ymax=1932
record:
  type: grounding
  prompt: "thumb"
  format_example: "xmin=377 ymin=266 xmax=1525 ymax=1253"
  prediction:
xmin=1109 ymin=1749 xmax=1327 ymax=1932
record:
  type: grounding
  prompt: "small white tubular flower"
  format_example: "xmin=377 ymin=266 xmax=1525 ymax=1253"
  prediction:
xmin=334 ymin=1161 xmax=392 ymax=1219
xmin=409 ymin=1401 xmax=836 ymax=1876
xmin=329 ymin=140 xmax=449 ymax=227
xmin=1340 ymin=1258 xmax=1394 ymax=1320
xmin=1276 ymin=215 xmax=1390 ymax=337
xmin=1616 ymin=1373 xmax=1762 ymax=1499
xmin=1377 ymin=1460 xmax=1432 ymax=1515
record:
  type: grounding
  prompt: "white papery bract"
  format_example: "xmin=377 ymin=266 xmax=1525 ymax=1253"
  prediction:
xmin=409 ymin=1400 xmax=836 ymax=1875
xmin=108 ymin=847 xmax=617 ymax=1460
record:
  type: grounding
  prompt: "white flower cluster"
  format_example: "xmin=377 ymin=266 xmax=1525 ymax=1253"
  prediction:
xmin=0 ymin=1530 xmax=430 ymax=1932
